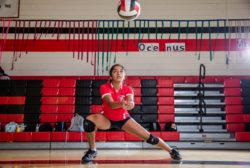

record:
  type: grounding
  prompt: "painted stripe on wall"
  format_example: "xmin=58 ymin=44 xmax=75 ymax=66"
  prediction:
xmin=1 ymin=39 xmax=243 ymax=52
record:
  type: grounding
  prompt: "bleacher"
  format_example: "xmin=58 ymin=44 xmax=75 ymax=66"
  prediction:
xmin=224 ymin=79 xmax=250 ymax=142
xmin=0 ymin=77 xmax=250 ymax=149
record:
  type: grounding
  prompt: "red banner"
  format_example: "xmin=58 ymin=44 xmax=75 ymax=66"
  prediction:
xmin=1 ymin=39 xmax=245 ymax=52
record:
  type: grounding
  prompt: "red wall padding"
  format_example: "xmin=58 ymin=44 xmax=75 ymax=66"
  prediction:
xmin=224 ymin=97 xmax=242 ymax=105
xmin=158 ymin=105 xmax=175 ymax=114
xmin=226 ymin=124 xmax=245 ymax=132
xmin=95 ymin=132 xmax=107 ymax=141
xmin=157 ymin=88 xmax=174 ymax=96
xmin=225 ymin=105 xmax=243 ymax=114
xmin=158 ymin=97 xmax=174 ymax=105
xmin=224 ymin=79 xmax=241 ymax=88
xmin=126 ymin=79 xmax=141 ymax=87
xmin=134 ymin=96 xmax=141 ymax=105
xmin=58 ymin=105 xmax=75 ymax=113
xmin=60 ymin=79 xmax=76 ymax=88
xmin=158 ymin=114 xmax=175 ymax=123
xmin=41 ymin=105 xmax=58 ymax=113
xmin=58 ymin=88 xmax=75 ymax=96
xmin=0 ymin=132 xmax=13 ymax=142
xmin=106 ymin=132 xmax=125 ymax=141
xmin=0 ymin=114 xmax=24 ymax=123
xmin=226 ymin=114 xmax=244 ymax=123
xmin=51 ymin=132 xmax=67 ymax=142
xmin=43 ymin=79 xmax=60 ymax=87
xmin=13 ymin=132 xmax=32 ymax=142
xmin=161 ymin=132 xmax=180 ymax=141
xmin=235 ymin=132 xmax=250 ymax=142
xmin=157 ymin=80 xmax=174 ymax=87
xmin=224 ymin=88 xmax=241 ymax=96
xmin=32 ymin=132 xmax=51 ymax=142
xmin=67 ymin=132 xmax=86 ymax=142
xmin=0 ymin=97 xmax=25 ymax=105
xmin=40 ymin=114 xmax=57 ymax=123
xmin=42 ymin=88 xmax=59 ymax=96
xmin=124 ymin=132 xmax=142 ymax=141
xmin=133 ymin=87 xmax=141 ymax=96
xmin=90 ymin=105 xmax=103 ymax=114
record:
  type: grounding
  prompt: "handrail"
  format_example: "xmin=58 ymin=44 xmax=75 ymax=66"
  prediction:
xmin=198 ymin=64 xmax=206 ymax=133
xmin=199 ymin=64 xmax=206 ymax=80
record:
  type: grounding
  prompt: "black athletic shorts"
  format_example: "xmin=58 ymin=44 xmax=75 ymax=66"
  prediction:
xmin=110 ymin=117 xmax=131 ymax=130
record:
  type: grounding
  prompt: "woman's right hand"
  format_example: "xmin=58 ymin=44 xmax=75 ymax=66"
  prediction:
xmin=122 ymin=101 xmax=134 ymax=110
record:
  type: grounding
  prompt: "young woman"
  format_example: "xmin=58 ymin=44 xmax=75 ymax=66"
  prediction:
xmin=82 ymin=64 xmax=181 ymax=163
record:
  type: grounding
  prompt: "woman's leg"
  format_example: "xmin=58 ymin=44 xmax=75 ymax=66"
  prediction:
xmin=121 ymin=118 xmax=172 ymax=153
xmin=85 ymin=114 xmax=111 ymax=150
xmin=82 ymin=114 xmax=111 ymax=163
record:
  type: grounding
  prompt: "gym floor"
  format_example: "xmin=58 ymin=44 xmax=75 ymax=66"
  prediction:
xmin=0 ymin=149 xmax=250 ymax=168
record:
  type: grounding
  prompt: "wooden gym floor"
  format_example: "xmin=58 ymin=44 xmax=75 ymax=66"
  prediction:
xmin=0 ymin=149 xmax=250 ymax=168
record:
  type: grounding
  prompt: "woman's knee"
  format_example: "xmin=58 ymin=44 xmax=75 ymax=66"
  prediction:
xmin=84 ymin=118 xmax=96 ymax=132
xmin=85 ymin=114 xmax=110 ymax=130
xmin=86 ymin=114 xmax=101 ymax=123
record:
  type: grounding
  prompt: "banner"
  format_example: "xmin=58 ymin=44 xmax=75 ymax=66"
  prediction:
xmin=0 ymin=39 xmax=244 ymax=52
xmin=0 ymin=0 xmax=19 ymax=18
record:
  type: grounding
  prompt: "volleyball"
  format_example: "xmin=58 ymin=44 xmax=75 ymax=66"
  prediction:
xmin=117 ymin=0 xmax=141 ymax=21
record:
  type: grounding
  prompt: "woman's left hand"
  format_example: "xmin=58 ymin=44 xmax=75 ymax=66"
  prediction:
xmin=124 ymin=101 xmax=135 ymax=110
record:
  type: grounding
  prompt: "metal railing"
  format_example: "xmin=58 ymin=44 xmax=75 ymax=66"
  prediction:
xmin=198 ymin=64 xmax=206 ymax=132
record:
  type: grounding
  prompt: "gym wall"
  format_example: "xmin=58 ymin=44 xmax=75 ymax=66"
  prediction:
xmin=0 ymin=0 xmax=250 ymax=76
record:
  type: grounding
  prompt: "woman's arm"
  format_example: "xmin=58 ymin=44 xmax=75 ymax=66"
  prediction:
xmin=124 ymin=94 xmax=135 ymax=110
xmin=103 ymin=94 xmax=126 ymax=109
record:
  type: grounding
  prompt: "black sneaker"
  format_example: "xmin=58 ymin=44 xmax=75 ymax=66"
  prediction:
xmin=81 ymin=149 xmax=97 ymax=163
xmin=170 ymin=148 xmax=182 ymax=160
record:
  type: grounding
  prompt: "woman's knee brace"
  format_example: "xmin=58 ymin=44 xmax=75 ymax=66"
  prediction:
xmin=146 ymin=134 xmax=159 ymax=145
xmin=83 ymin=119 xmax=96 ymax=132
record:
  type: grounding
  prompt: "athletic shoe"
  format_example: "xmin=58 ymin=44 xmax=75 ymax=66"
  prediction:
xmin=81 ymin=149 xmax=97 ymax=163
xmin=170 ymin=148 xmax=182 ymax=160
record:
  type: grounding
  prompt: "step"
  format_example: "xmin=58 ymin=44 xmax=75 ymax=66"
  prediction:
xmin=175 ymin=118 xmax=226 ymax=124
xmin=177 ymin=125 xmax=224 ymax=131
xmin=174 ymin=101 xmax=225 ymax=106
xmin=175 ymin=111 xmax=225 ymax=116
xmin=174 ymin=84 xmax=224 ymax=88
xmin=175 ymin=104 xmax=225 ymax=108
xmin=176 ymin=120 xmax=226 ymax=124
xmin=174 ymin=91 xmax=224 ymax=97
xmin=176 ymin=116 xmax=223 ymax=122
xmin=175 ymin=99 xmax=223 ymax=104
xmin=179 ymin=130 xmax=228 ymax=133
xmin=175 ymin=108 xmax=223 ymax=113
xmin=180 ymin=133 xmax=234 ymax=141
